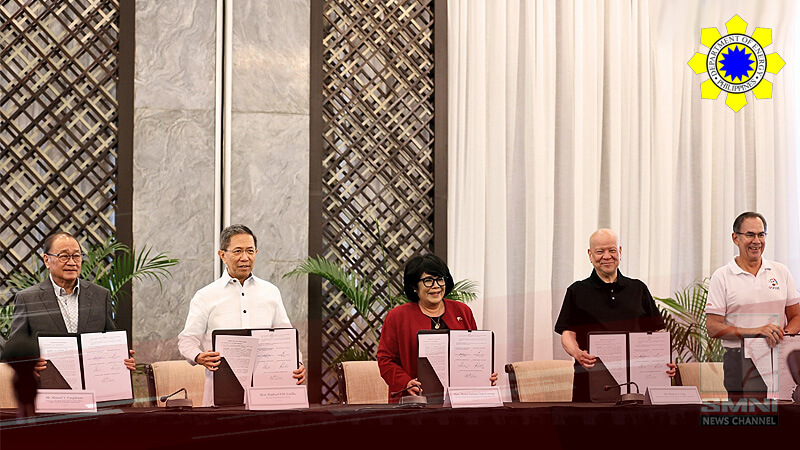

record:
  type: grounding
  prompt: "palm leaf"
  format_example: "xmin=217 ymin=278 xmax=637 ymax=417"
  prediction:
xmin=331 ymin=348 xmax=373 ymax=367
xmin=0 ymin=303 xmax=14 ymax=340
xmin=447 ymin=279 xmax=479 ymax=303
xmin=387 ymin=294 xmax=409 ymax=307
xmin=7 ymin=255 xmax=46 ymax=291
xmin=98 ymin=246 xmax=179 ymax=301
xmin=665 ymin=315 xmax=698 ymax=363
xmin=284 ymin=256 xmax=375 ymax=318
xmin=82 ymin=237 xmax=128 ymax=282
xmin=656 ymin=295 xmax=697 ymax=325
xmin=655 ymin=278 xmax=723 ymax=363
xmin=8 ymin=269 xmax=43 ymax=291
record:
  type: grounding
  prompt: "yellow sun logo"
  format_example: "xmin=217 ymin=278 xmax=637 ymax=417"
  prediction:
xmin=688 ymin=15 xmax=785 ymax=112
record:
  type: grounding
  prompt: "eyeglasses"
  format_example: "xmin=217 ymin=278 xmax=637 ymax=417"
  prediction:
xmin=45 ymin=253 xmax=86 ymax=263
xmin=224 ymin=248 xmax=256 ymax=256
xmin=736 ymin=232 xmax=767 ymax=240
xmin=420 ymin=276 xmax=446 ymax=288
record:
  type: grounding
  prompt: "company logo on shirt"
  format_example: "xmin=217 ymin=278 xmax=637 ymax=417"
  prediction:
xmin=768 ymin=278 xmax=780 ymax=290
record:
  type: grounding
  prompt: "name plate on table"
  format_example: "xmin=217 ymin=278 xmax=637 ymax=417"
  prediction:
xmin=246 ymin=386 xmax=309 ymax=410
xmin=443 ymin=387 xmax=503 ymax=408
xmin=35 ymin=389 xmax=97 ymax=413
xmin=644 ymin=386 xmax=702 ymax=405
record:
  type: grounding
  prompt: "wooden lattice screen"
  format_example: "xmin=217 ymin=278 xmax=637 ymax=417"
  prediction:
xmin=315 ymin=0 xmax=445 ymax=403
xmin=0 ymin=0 xmax=123 ymax=322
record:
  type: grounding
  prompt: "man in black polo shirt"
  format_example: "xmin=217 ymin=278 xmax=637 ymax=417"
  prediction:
xmin=554 ymin=228 xmax=675 ymax=402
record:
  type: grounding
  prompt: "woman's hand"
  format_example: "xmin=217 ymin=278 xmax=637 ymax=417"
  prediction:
xmin=405 ymin=378 xmax=422 ymax=396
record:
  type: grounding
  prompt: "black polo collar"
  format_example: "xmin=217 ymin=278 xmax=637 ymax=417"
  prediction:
xmin=588 ymin=269 xmax=629 ymax=290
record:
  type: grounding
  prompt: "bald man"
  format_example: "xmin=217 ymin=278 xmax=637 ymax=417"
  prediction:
xmin=554 ymin=229 xmax=674 ymax=402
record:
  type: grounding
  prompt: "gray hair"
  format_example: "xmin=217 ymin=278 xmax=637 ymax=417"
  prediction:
xmin=733 ymin=212 xmax=767 ymax=234
xmin=43 ymin=231 xmax=78 ymax=254
xmin=220 ymin=224 xmax=257 ymax=250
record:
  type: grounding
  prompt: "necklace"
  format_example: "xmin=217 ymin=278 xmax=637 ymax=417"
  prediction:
xmin=419 ymin=303 xmax=445 ymax=329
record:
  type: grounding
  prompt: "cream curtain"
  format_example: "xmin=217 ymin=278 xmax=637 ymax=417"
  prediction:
xmin=447 ymin=0 xmax=800 ymax=397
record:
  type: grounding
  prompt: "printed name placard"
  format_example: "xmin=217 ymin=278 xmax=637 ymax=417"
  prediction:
xmin=644 ymin=386 xmax=702 ymax=405
xmin=246 ymin=386 xmax=309 ymax=410
xmin=443 ymin=387 xmax=503 ymax=408
xmin=35 ymin=389 xmax=97 ymax=413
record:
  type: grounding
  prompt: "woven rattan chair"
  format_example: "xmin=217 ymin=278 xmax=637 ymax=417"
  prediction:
xmin=0 ymin=362 xmax=17 ymax=409
xmin=145 ymin=360 xmax=206 ymax=407
xmin=337 ymin=360 xmax=389 ymax=404
xmin=505 ymin=360 xmax=574 ymax=402
xmin=675 ymin=362 xmax=727 ymax=401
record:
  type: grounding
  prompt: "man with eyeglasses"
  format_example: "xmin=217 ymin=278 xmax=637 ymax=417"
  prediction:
xmin=178 ymin=224 xmax=305 ymax=406
xmin=706 ymin=212 xmax=800 ymax=400
xmin=8 ymin=232 xmax=135 ymax=371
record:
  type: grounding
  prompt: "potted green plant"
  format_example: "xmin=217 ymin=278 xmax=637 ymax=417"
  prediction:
xmin=654 ymin=278 xmax=724 ymax=363
xmin=1 ymin=237 xmax=179 ymax=342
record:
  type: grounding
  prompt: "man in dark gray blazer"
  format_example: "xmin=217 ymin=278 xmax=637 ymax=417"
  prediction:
xmin=8 ymin=232 xmax=134 ymax=371
xmin=9 ymin=279 xmax=116 ymax=338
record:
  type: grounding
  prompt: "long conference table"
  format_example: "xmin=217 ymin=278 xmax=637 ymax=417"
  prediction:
xmin=2 ymin=402 xmax=798 ymax=448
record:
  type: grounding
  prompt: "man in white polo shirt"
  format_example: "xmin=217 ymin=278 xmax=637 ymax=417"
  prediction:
xmin=706 ymin=212 xmax=800 ymax=400
xmin=178 ymin=224 xmax=305 ymax=406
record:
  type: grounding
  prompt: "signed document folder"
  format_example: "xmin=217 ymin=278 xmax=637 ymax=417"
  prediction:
xmin=37 ymin=331 xmax=133 ymax=403
xmin=740 ymin=336 xmax=800 ymax=399
xmin=212 ymin=328 xmax=299 ymax=406
xmin=588 ymin=331 xmax=671 ymax=402
xmin=416 ymin=329 xmax=495 ymax=403
xmin=417 ymin=330 xmax=448 ymax=403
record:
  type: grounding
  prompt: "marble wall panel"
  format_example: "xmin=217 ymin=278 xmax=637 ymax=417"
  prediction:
xmin=135 ymin=0 xmax=217 ymax=111
xmin=132 ymin=108 xmax=217 ymax=362
xmin=228 ymin=0 xmax=310 ymax=365
xmin=231 ymin=0 xmax=309 ymax=114
xmin=133 ymin=0 xmax=217 ymax=363
xmin=132 ymin=0 xmax=310 ymax=365
xmin=230 ymin=112 xmax=309 ymax=360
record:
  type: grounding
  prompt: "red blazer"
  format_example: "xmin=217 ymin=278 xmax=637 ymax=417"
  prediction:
xmin=376 ymin=299 xmax=478 ymax=402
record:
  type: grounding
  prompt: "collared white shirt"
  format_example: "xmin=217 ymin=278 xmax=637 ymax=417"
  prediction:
xmin=50 ymin=274 xmax=80 ymax=333
xmin=178 ymin=271 xmax=293 ymax=406
xmin=707 ymin=258 xmax=800 ymax=348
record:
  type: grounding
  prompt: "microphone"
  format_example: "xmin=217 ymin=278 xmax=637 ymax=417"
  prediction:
xmin=390 ymin=385 xmax=419 ymax=397
xmin=160 ymin=388 xmax=192 ymax=410
xmin=603 ymin=381 xmax=645 ymax=405
xmin=391 ymin=384 xmax=427 ymax=406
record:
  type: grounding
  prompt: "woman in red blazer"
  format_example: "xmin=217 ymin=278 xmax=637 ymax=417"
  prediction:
xmin=376 ymin=254 xmax=497 ymax=402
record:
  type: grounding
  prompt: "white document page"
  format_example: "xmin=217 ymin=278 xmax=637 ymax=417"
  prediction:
xmin=449 ymin=330 xmax=493 ymax=388
xmin=418 ymin=332 xmax=449 ymax=387
xmin=216 ymin=335 xmax=259 ymax=389
xmin=743 ymin=337 xmax=778 ymax=397
xmin=778 ymin=335 xmax=800 ymax=401
xmin=38 ymin=336 xmax=82 ymax=390
xmin=80 ymin=331 xmax=132 ymax=402
xmin=589 ymin=333 xmax=628 ymax=391
xmin=251 ymin=329 xmax=298 ymax=387
xmin=628 ymin=332 xmax=671 ymax=394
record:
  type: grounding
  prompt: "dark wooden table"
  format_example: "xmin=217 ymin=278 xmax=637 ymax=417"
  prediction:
xmin=2 ymin=402 xmax=797 ymax=448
